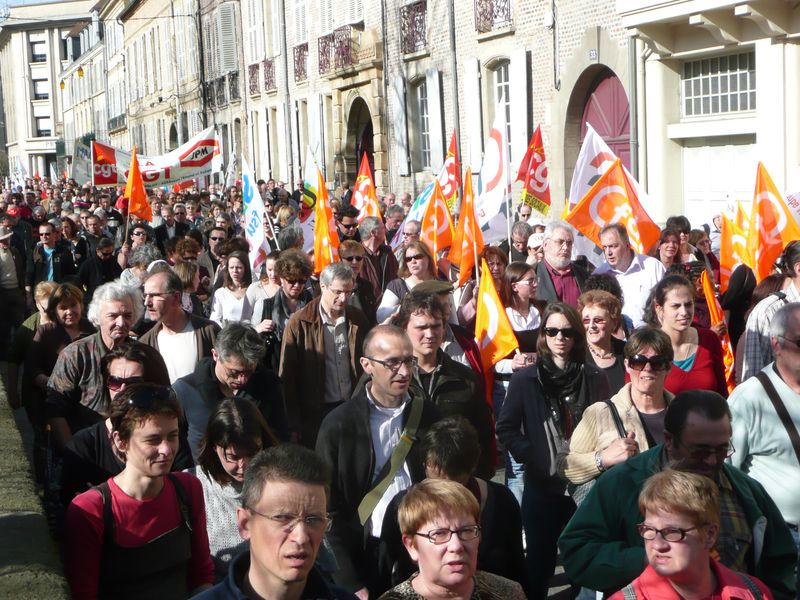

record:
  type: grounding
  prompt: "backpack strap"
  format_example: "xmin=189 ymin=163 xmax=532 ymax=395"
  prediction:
xmin=755 ymin=371 xmax=800 ymax=466
xmin=167 ymin=473 xmax=193 ymax=533
xmin=737 ymin=573 xmax=763 ymax=600
xmin=95 ymin=481 xmax=115 ymax=547
xmin=621 ymin=583 xmax=637 ymax=600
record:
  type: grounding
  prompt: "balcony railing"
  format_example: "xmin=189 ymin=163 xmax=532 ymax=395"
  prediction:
xmin=215 ymin=76 xmax=227 ymax=106
xmin=108 ymin=114 xmax=126 ymax=132
xmin=474 ymin=0 xmax=512 ymax=33
xmin=248 ymin=63 xmax=260 ymax=95
xmin=334 ymin=25 xmax=356 ymax=69
xmin=263 ymin=57 xmax=276 ymax=91
xmin=400 ymin=1 xmax=427 ymax=54
xmin=228 ymin=71 xmax=240 ymax=101
xmin=293 ymin=43 xmax=308 ymax=82
xmin=318 ymin=34 xmax=334 ymax=75
xmin=205 ymin=81 xmax=216 ymax=108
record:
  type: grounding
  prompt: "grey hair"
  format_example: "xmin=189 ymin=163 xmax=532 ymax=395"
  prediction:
xmin=769 ymin=302 xmax=800 ymax=342
xmin=277 ymin=225 xmax=304 ymax=250
xmin=87 ymin=280 xmax=144 ymax=325
xmin=214 ymin=322 xmax=266 ymax=368
xmin=385 ymin=205 xmax=404 ymax=219
xmin=359 ymin=216 xmax=383 ymax=238
xmin=403 ymin=219 xmax=421 ymax=233
xmin=511 ymin=221 xmax=533 ymax=239
xmin=542 ymin=220 xmax=575 ymax=241
xmin=130 ymin=243 xmax=163 ymax=268
xmin=320 ymin=261 xmax=355 ymax=286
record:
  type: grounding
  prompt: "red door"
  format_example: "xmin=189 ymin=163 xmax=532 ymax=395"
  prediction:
xmin=580 ymin=70 xmax=630 ymax=170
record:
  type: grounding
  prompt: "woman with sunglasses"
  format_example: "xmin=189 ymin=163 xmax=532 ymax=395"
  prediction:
xmin=377 ymin=240 xmax=437 ymax=322
xmin=559 ymin=327 xmax=674 ymax=503
xmin=578 ymin=289 xmax=626 ymax=395
xmin=497 ymin=302 xmax=610 ymax=599
xmin=339 ymin=239 xmax=377 ymax=325
xmin=64 ymin=383 xmax=214 ymax=599
xmin=117 ymin=224 xmax=152 ymax=270
xmin=645 ymin=274 xmax=727 ymax=397
xmin=190 ymin=397 xmax=279 ymax=580
xmin=61 ymin=343 xmax=193 ymax=504
xmin=209 ymin=249 xmax=254 ymax=326
xmin=251 ymin=249 xmax=313 ymax=371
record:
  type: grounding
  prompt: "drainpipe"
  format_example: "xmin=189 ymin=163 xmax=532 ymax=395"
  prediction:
xmin=448 ymin=0 xmax=461 ymax=208
xmin=380 ymin=0 xmax=391 ymax=192
xmin=278 ymin=0 xmax=294 ymax=182
xmin=628 ymin=35 xmax=638 ymax=180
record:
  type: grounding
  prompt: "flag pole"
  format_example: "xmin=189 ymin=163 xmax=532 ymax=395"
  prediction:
xmin=502 ymin=93 xmax=513 ymax=262
xmin=264 ymin=209 xmax=280 ymax=251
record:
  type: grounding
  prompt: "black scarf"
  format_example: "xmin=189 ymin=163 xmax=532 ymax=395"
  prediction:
xmin=538 ymin=356 xmax=589 ymax=438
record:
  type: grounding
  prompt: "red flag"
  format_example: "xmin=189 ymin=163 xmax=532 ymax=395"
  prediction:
xmin=437 ymin=131 xmax=462 ymax=211
xmin=124 ymin=146 xmax=152 ymax=222
xmin=449 ymin=168 xmax=485 ymax=287
xmin=352 ymin=153 xmax=381 ymax=222
xmin=420 ymin=180 xmax=454 ymax=255
xmin=517 ymin=125 xmax=551 ymax=215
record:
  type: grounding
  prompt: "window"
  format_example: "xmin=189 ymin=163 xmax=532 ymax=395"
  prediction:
xmin=33 ymin=79 xmax=49 ymax=100
xmin=682 ymin=51 xmax=756 ymax=117
xmin=35 ymin=116 xmax=52 ymax=137
xmin=416 ymin=80 xmax=431 ymax=169
xmin=493 ymin=61 xmax=511 ymax=161
xmin=30 ymin=40 xmax=46 ymax=62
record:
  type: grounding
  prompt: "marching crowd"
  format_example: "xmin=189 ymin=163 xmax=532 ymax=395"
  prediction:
xmin=0 ymin=175 xmax=798 ymax=600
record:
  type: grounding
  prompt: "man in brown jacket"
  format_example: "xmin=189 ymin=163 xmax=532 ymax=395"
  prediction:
xmin=280 ymin=262 xmax=370 ymax=447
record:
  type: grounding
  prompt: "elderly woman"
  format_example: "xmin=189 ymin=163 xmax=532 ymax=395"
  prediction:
xmin=209 ymin=250 xmax=254 ymax=326
xmin=608 ymin=470 xmax=771 ymax=600
xmin=64 ymin=383 xmax=214 ymax=599
xmin=378 ymin=479 xmax=526 ymax=600
xmin=579 ymin=289 xmax=626 ymax=395
xmin=191 ymin=397 xmax=278 ymax=580
xmin=496 ymin=302 xmax=610 ymax=599
xmin=377 ymin=240 xmax=437 ymax=322
xmin=645 ymin=274 xmax=727 ymax=397
xmin=120 ymin=243 xmax=162 ymax=287
xmin=558 ymin=327 xmax=675 ymax=500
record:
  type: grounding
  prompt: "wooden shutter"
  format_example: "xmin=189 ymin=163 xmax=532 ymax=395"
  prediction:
xmin=464 ymin=57 xmax=483 ymax=171
xmin=391 ymin=75 xmax=410 ymax=176
xmin=217 ymin=2 xmax=238 ymax=74
xmin=426 ymin=68 xmax=444 ymax=172
xmin=509 ymin=48 xmax=529 ymax=170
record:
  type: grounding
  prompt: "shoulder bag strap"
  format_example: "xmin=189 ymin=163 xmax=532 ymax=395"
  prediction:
xmin=620 ymin=583 xmax=637 ymax=600
xmin=95 ymin=481 xmax=114 ymax=547
xmin=737 ymin=572 xmax=763 ymax=600
xmin=166 ymin=473 xmax=193 ymax=532
xmin=357 ymin=395 xmax=424 ymax=526
xmin=604 ymin=400 xmax=627 ymax=438
xmin=755 ymin=371 xmax=800 ymax=465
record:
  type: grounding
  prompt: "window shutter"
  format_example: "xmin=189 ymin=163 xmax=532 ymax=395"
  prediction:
xmin=509 ymin=49 xmax=529 ymax=170
xmin=391 ymin=75 xmax=410 ymax=176
xmin=464 ymin=57 xmax=483 ymax=171
xmin=320 ymin=0 xmax=333 ymax=33
xmin=217 ymin=2 xmax=238 ymax=74
xmin=271 ymin=0 xmax=282 ymax=56
xmin=425 ymin=68 xmax=444 ymax=172
xmin=348 ymin=0 xmax=362 ymax=23
xmin=307 ymin=93 xmax=322 ymax=164
xmin=294 ymin=0 xmax=307 ymax=43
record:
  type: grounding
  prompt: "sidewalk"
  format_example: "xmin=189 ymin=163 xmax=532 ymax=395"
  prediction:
xmin=0 ymin=362 xmax=69 ymax=599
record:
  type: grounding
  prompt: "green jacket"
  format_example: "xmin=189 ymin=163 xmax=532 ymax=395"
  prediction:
xmin=558 ymin=444 xmax=797 ymax=600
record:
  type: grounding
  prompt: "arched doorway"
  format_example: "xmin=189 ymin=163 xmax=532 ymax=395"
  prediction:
xmin=344 ymin=97 xmax=373 ymax=186
xmin=580 ymin=69 xmax=630 ymax=169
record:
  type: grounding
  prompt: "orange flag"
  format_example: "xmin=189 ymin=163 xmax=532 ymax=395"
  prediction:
xmin=449 ymin=168 xmax=485 ymax=287
xmin=565 ymin=159 xmax=660 ymax=254
xmin=719 ymin=213 xmax=751 ymax=294
xmin=734 ymin=200 xmax=749 ymax=230
xmin=352 ymin=152 xmax=381 ymax=222
xmin=516 ymin=125 xmax=551 ymax=215
xmin=474 ymin=259 xmax=519 ymax=372
xmin=701 ymin=271 xmax=735 ymax=394
xmin=420 ymin=179 xmax=454 ymax=256
xmin=124 ymin=145 xmax=152 ymax=222
xmin=313 ymin=170 xmax=339 ymax=275
xmin=436 ymin=131 xmax=462 ymax=211
xmin=746 ymin=162 xmax=800 ymax=282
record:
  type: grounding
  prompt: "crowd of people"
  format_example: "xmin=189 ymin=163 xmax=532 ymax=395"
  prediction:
xmin=0 ymin=174 xmax=798 ymax=600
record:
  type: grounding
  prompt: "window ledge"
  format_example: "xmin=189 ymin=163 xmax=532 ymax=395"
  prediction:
xmin=403 ymin=48 xmax=429 ymax=63
xmin=477 ymin=25 xmax=515 ymax=42
xmin=667 ymin=115 xmax=756 ymax=139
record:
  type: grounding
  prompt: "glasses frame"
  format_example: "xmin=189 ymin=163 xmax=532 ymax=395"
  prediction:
xmin=414 ymin=525 xmax=482 ymax=545
xmin=636 ymin=523 xmax=703 ymax=542
xmin=543 ymin=327 xmax=577 ymax=338
xmin=364 ymin=355 xmax=418 ymax=374
xmin=247 ymin=508 xmax=332 ymax=533
xmin=677 ymin=440 xmax=735 ymax=460
xmin=627 ymin=354 xmax=670 ymax=372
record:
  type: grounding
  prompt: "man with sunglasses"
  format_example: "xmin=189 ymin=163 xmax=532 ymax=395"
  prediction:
xmin=335 ymin=206 xmax=361 ymax=243
xmin=359 ymin=216 xmax=398 ymax=303
xmin=77 ymin=237 xmax=122 ymax=307
xmin=339 ymin=240 xmax=377 ymax=325
xmin=25 ymin=221 xmax=77 ymax=305
xmin=559 ymin=389 xmax=796 ymax=599
xmin=316 ymin=325 xmax=440 ymax=599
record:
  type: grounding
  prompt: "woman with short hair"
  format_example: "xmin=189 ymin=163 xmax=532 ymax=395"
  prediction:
xmin=578 ymin=289 xmax=626 ymax=395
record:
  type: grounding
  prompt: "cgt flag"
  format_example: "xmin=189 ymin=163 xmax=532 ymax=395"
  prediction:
xmin=313 ymin=169 xmax=339 ymax=275
xmin=516 ymin=125 xmax=551 ymax=216
xmin=719 ymin=213 xmax=751 ymax=294
xmin=474 ymin=259 xmax=519 ymax=372
xmin=420 ymin=179 xmax=454 ymax=256
xmin=352 ymin=152 xmax=382 ymax=222
xmin=123 ymin=146 xmax=152 ymax=222
xmin=450 ymin=167 xmax=485 ymax=287
xmin=566 ymin=159 xmax=660 ymax=255
xmin=437 ymin=131 xmax=462 ymax=212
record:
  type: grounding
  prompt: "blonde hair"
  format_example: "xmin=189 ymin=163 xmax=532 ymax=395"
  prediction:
xmin=639 ymin=470 xmax=720 ymax=527
xmin=398 ymin=479 xmax=479 ymax=536
xmin=34 ymin=281 xmax=59 ymax=305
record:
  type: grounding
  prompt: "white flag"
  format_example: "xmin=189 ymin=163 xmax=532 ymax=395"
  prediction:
xmin=475 ymin=108 xmax=511 ymax=228
xmin=241 ymin=158 xmax=267 ymax=271
xmin=224 ymin=150 xmax=238 ymax=189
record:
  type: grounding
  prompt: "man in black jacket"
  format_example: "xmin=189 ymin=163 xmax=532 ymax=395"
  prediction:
xmin=316 ymin=325 xmax=440 ymax=599
xmin=535 ymin=220 xmax=589 ymax=307
xmin=25 ymin=220 xmax=77 ymax=303
xmin=78 ymin=237 xmax=122 ymax=306
xmin=154 ymin=205 xmax=190 ymax=255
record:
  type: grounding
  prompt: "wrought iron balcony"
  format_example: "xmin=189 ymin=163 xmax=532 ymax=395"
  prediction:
xmin=263 ymin=57 xmax=276 ymax=91
xmin=400 ymin=1 xmax=427 ymax=54
xmin=215 ymin=76 xmax=227 ymax=106
xmin=334 ymin=25 xmax=356 ymax=69
xmin=293 ymin=43 xmax=308 ymax=82
xmin=248 ymin=63 xmax=260 ymax=95
xmin=107 ymin=114 xmax=126 ymax=132
xmin=228 ymin=71 xmax=241 ymax=101
xmin=474 ymin=0 xmax=512 ymax=33
xmin=318 ymin=34 xmax=333 ymax=75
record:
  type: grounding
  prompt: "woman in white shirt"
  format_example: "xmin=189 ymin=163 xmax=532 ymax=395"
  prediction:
xmin=209 ymin=250 xmax=253 ymax=326
xmin=376 ymin=240 xmax=437 ymax=322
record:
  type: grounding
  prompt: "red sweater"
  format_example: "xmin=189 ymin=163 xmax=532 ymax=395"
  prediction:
xmin=64 ymin=472 xmax=214 ymax=599
xmin=664 ymin=327 xmax=728 ymax=398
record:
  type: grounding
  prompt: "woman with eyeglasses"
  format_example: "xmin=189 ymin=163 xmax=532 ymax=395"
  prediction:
xmin=251 ymin=249 xmax=313 ymax=371
xmin=377 ymin=240 xmax=437 ymax=322
xmin=190 ymin=397 xmax=278 ymax=580
xmin=559 ymin=327 xmax=674 ymax=503
xmin=339 ymin=239 xmax=378 ymax=325
xmin=645 ymin=274 xmax=727 ymax=398
xmin=61 ymin=343 xmax=193 ymax=505
xmin=608 ymin=470 xmax=771 ymax=600
xmin=579 ymin=289 xmax=627 ymax=395
xmin=209 ymin=250 xmax=254 ymax=326
xmin=496 ymin=302 xmax=610 ymax=599
xmin=378 ymin=478 xmax=526 ymax=600
xmin=64 ymin=382 xmax=214 ymax=599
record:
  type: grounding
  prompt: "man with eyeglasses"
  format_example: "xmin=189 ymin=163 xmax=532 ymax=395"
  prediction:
xmin=359 ymin=216 xmax=398 ymax=303
xmin=78 ymin=237 xmax=122 ymax=306
xmin=173 ymin=323 xmax=288 ymax=461
xmin=339 ymin=240 xmax=377 ymax=325
xmin=316 ymin=325 xmax=440 ymax=599
xmin=593 ymin=223 xmax=666 ymax=328
xmin=729 ymin=302 xmax=800 ymax=592
xmin=25 ymin=221 xmax=77 ymax=304
xmin=336 ymin=205 xmax=361 ymax=243
xmin=559 ymin=389 xmax=796 ymax=599
xmin=195 ymin=444 xmax=357 ymax=600
xmin=536 ymin=220 xmax=589 ymax=307
xmin=280 ymin=262 xmax=370 ymax=447
xmin=394 ymin=219 xmax=421 ymax=262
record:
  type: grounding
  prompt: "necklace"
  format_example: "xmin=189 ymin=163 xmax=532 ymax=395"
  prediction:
xmin=588 ymin=344 xmax=614 ymax=360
